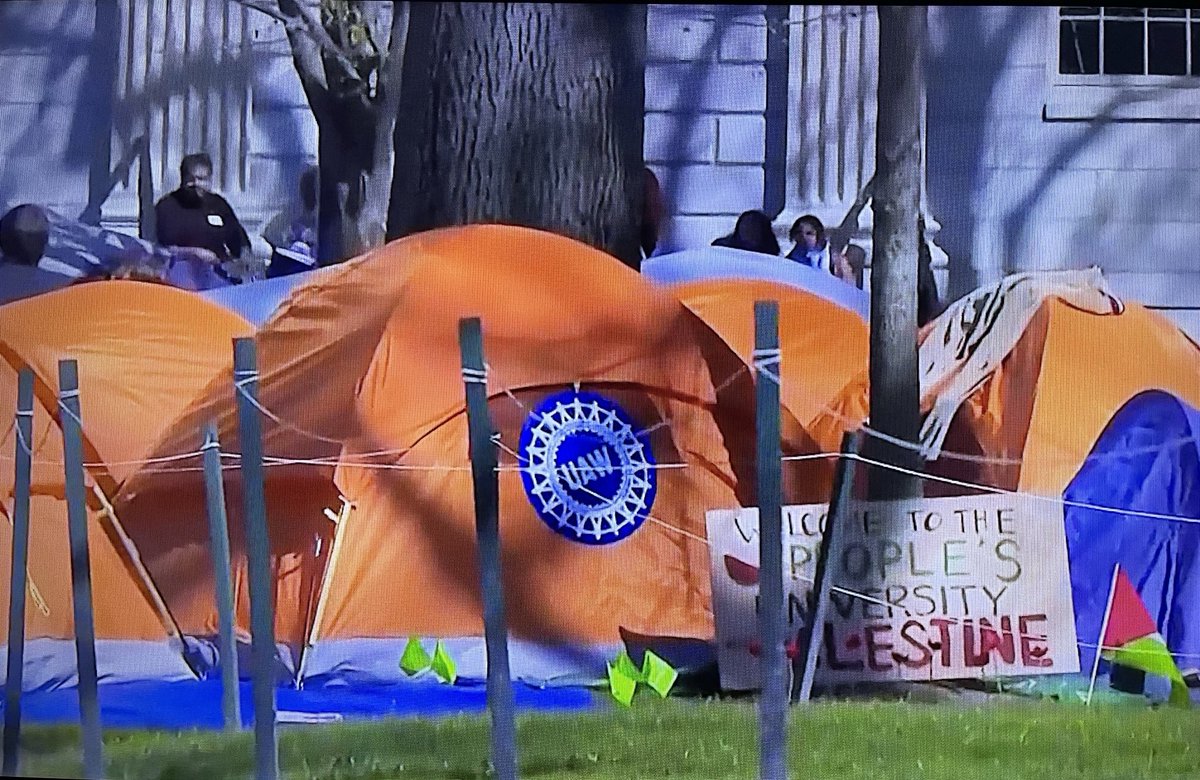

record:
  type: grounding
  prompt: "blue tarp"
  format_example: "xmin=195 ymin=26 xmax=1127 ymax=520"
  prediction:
xmin=0 ymin=678 xmax=596 ymax=730
xmin=1064 ymin=390 xmax=1200 ymax=676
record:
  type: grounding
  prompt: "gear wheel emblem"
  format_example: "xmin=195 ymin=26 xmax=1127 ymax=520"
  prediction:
xmin=518 ymin=390 xmax=657 ymax=545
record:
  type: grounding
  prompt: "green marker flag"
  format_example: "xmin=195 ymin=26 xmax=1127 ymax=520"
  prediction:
xmin=400 ymin=636 xmax=432 ymax=676
xmin=431 ymin=640 xmax=458 ymax=685
xmin=614 ymin=650 xmax=645 ymax=683
xmin=607 ymin=661 xmax=637 ymax=707
xmin=641 ymin=651 xmax=678 ymax=698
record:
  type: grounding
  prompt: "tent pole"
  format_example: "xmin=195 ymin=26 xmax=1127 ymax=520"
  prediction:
xmin=3 ymin=368 xmax=34 ymax=777
xmin=89 ymin=483 xmax=200 ymax=679
xmin=58 ymin=360 xmax=104 ymax=780
xmin=296 ymin=496 xmax=352 ymax=688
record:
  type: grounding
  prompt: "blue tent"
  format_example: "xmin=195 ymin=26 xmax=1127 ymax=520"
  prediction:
xmin=1065 ymin=390 xmax=1200 ymax=678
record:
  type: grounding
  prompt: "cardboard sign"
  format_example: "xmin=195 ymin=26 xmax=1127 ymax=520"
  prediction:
xmin=706 ymin=494 xmax=1079 ymax=690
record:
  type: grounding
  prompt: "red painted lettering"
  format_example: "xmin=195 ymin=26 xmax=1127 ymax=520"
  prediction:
xmin=894 ymin=620 xmax=933 ymax=669
xmin=928 ymin=618 xmax=953 ymax=667
xmin=865 ymin=624 xmax=894 ymax=672
xmin=1019 ymin=614 xmax=1053 ymax=668
xmin=823 ymin=622 xmax=863 ymax=671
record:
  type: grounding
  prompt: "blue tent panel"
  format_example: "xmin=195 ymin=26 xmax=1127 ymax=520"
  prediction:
xmin=1064 ymin=390 xmax=1200 ymax=675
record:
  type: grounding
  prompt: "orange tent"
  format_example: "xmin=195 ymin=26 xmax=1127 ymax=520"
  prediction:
xmin=115 ymin=225 xmax=826 ymax=685
xmin=911 ymin=287 xmax=1200 ymax=677
xmin=0 ymin=281 xmax=252 ymax=689
xmin=666 ymin=277 xmax=869 ymax=456
xmin=914 ymin=297 xmax=1200 ymax=495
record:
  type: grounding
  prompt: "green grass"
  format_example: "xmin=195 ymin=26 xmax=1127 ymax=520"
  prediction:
xmin=11 ymin=696 xmax=1200 ymax=780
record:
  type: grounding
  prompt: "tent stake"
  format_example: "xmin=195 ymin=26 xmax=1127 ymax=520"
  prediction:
xmin=233 ymin=339 xmax=279 ymax=780
xmin=59 ymin=360 xmax=104 ymax=780
xmin=202 ymin=421 xmax=243 ymax=732
xmin=3 ymin=368 xmax=34 ymax=776
xmin=753 ymin=300 xmax=787 ymax=780
xmin=794 ymin=430 xmax=862 ymax=702
xmin=459 ymin=317 xmax=519 ymax=780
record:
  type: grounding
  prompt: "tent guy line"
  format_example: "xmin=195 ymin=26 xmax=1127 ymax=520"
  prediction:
xmin=8 ymin=410 xmax=1200 ymax=527
xmin=823 ymin=406 xmax=1200 ymax=468
xmin=14 ymin=395 xmax=1200 ymax=470
xmin=839 ymin=452 xmax=1200 ymax=527
xmin=233 ymin=373 xmax=345 ymax=446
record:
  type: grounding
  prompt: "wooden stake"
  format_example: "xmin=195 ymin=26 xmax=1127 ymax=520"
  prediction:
xmin=3 ymin=368 xmax=34 ymax=776
xmin=458 ymin=317 xmax=518 ymax=780
xmin=58 ymin=360 xmax=104 ymax=780
xmin=233 ymin=339 xmax=279 ymax=780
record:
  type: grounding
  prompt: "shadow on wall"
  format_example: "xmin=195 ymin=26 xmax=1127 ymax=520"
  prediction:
xmin=652 ymin=4 xmax=739 ymax=253
xmin=1 ymin=1 xmax=313 ymax=225
xmin=925 ymin=6 xmax=1030 ymax=301
xmin=928 ymin=7 xmax=1200 ymax=304
xmin=1017 ymin=93 xmax=1198 ymax=287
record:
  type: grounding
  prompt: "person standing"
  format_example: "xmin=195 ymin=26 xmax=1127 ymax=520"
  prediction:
xmin=155 ymin=152 xmax=251 ymax=282
xmin=261 ymin=164 xmax=319 ymax=278
xmin=785 ymin=214 xmax=832 ymax=272
xmin=711 ymin=210 xmax=780 ymax=256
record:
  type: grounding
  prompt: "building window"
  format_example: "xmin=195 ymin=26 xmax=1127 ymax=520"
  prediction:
xmin=1045 ymin=7 xmax=1200 ymax=120
xmin=1058 ymin=7 xmax=1199 ymax=77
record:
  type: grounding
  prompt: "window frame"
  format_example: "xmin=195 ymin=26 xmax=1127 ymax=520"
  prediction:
xmin=1044 ymin=7 xmax=1200 ymax=121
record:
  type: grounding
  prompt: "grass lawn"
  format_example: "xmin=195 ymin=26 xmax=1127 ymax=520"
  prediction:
xmin=11 ymin=696 xmax=1200 ymax=780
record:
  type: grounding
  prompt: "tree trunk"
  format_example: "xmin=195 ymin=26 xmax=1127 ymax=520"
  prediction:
xmin=387 ymin=3 xmax=646 ymax=268
xmin=273 ymin=0 xmax=409 ymax=265
xmin=868 ymin=6 xmax=926 ymax=500
xmin=313 ymin=97 xmax=385 ymax=264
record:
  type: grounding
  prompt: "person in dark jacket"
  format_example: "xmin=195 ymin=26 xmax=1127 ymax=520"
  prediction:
xmin=641 ymin=167 xmax=665 ymax=260
xmin=0 ymin=203 xmax=75 ymax=305
xmin=917 ymin=215 xmax=943 ymax=326
xmin=712 ymin=210 xmax=780 ymax=256
xmin=154 ymin=152 xmax=250 ymax=281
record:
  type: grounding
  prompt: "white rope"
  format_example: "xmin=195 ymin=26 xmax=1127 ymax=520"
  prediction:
xmin=752 ymin=347 xmax=782 ymax=387
xmin=10 ymin=393 xmax=1200 ymax=664
xmin=845 ymin=452 xmax=1200 ymax=526
xmin=233 ymin=373 xmax=345 ymax=446
xmin=712 ymin=364 xmax=750 ymax=395
xmin=822 ymin=405 xmax=1200 ymax=468
xmin=56 ymin=395 xmax=84 ymax=431
xmin=12 ymin=416 xmax=33 ymax=458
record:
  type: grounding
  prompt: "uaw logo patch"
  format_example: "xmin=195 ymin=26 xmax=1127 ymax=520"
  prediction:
xmin=518 ymin=389 xmax=657 ymax=545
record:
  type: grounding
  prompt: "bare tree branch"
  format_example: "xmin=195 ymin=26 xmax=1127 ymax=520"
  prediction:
xmin=379 ymin=2 xmax=410 ymax=117
xmin=234 ymin=0 xmax=364 ymax=93
xmin=234 ymin=0 xmax=307 ymax=36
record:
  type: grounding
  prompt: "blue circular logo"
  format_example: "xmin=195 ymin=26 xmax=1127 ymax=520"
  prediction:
xmin=518 ymin=390 xmax=657 ymax=545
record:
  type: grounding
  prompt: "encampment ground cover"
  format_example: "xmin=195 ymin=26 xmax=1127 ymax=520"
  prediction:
xmin=12 ymin=696 xmax=1199 ymax=779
